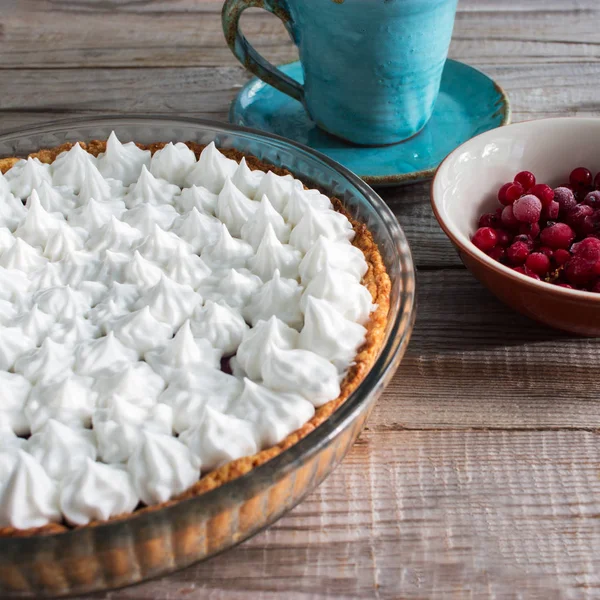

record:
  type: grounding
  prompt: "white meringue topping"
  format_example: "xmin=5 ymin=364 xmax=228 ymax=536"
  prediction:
xmin=30 ymin=180 xmax=77 ymax=215
xmin=43 ymin=223 xmax=87 ymax=261
xmin=164 ymin=246 xmax=211 ymax=290
xmin=179 ymin=407 xmax=258 ymax=472
xmin=106 ymin=306 xmax=173 ymax=354
xmin=0 ymin=192 xmax=26 ymax=232
xmin=0 ymin=266 xmax=30 ymax=302
xmin=60 ymin=459 xmax=139 ymax=526
xmin=125 ymin=250 xmax=164 ymax=288
xmin=216 ymin=178 xmax=258 ymax=237
xmin=241 ymin=194 xmax=290 ymax=249
xmin=127 ymin=431 xmax=200 ymax=505
xmin=175 ymin=185 xmax=218 ymax=215
xmin=122 ymin=202 xmax=178 ymax=236
xmin=14 ymin=338 xmax=75 ymax=385
xmin=298 ymin=296 xmax=367 ymax=371
xmin=202 ymin=223 xmax=253 ymax=269
xmin=6 ymin=157 xmax=52 ymax=200
xmin=244 ymin=270 xmax=304 ymax=329
xmin=125 ymin=165 xmax=180 ymax=209
xmin=97 ymin=132 xmax=151 ymax=186
xmin=52 ymin=144 xmax=97 ymax=192
xmin=133 ymin=275 xmax=200 ymax=329
xmin=33 ymin=285 xmax=90 ymax=321
xmin=145 ymin=320 xmax=222 ymax=381
xmin=25 ymin=375 xmax=97 ymax=432
xmin=86 ymin=215 xmax=143 ymax=253
xmin=171 ymin=207 xmax=222 ymax=253
xmin=249 ymin=224 xmax=301 ymax=281
xmin=235 ymin=316 xmax=298 ymax=380
xmin=200 ymin=267 xmax=262 ymax=309
xmin=231 ymin=157 xmax=265 ymax=198
xmin=231 ymin=379 xmax=315 ymax=448
xmin=299 ymin=235 xmax=368 ymax=283
xmin=0 ymin=237 xmax=48 ymax=273
xmin=68 ymin=197 xmax=126 ymax=230
xmin=94 ymin=362 xmax=165 ymax=408
xmin=0 ymin=328 xmax=35 ymax=371
xmin=283 ymin=186 xmax=332 ymax=226
xmin=0 ymin=372 xmax=32 ymax=436
xmin=190 ymin=300 xmax=248 ymax=355
xmin=93 ymin=398 xmax=172 ymax=463
xmin=252 ymin=171 xmax=297 ymax=211
xmin=78 ymin=160 xmax=124 ymax=205
xmin=289 ymin=204 xmax=355 ymax=253
xmin=0 ymin=450 xmax=61 ymax=529
xmin=150 ymin=142 xmax=197 ymax=187
xmin=27 ymin=420 xmax=97 ymax=481
xmin=74 ymin=331 xmax=139 ymax=377
xmin=184 ymin=142 xmax=237 ymax=193
xmin=135 ymin=224 xmax=192 ymax=264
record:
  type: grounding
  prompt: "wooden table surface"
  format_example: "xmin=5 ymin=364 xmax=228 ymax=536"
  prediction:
xmin=2 ymin=1 xmax=600 ymax=598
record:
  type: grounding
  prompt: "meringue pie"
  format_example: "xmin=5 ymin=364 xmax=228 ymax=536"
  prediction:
xmin=0 ymin=133 xmax=390 ymax=535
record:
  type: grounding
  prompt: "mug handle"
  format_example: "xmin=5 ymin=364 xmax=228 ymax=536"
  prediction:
xmin=222 ymin=0 xmax=304 ymax=103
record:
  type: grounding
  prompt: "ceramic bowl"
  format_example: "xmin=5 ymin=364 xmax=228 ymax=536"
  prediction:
xmin=431 ymin=117 xmax=600 ymax=336
xmin=0 ymin=116 xmax=415 ymax=598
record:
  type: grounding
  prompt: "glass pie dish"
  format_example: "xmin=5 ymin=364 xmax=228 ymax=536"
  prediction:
xmin=0 ymin=116 xmax=415 ymax=598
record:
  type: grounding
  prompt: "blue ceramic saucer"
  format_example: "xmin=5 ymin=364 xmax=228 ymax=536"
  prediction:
xmin=230 ymin=59 xmax=510 ymax=187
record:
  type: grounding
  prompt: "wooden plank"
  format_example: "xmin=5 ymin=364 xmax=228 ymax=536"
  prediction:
xmin=374 ymin=270 xmax=600 ymax=430
xmin=72 ymin=430 xmax=600 ymax=599
xmin=0 ymin=0 xmax=598 ymax=69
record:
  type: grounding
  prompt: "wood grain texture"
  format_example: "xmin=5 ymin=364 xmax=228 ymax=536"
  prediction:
xmin=2 ymin=0 xmax=600 ymax=598
xmin=71 ymin=430 xmax=600 ymax=600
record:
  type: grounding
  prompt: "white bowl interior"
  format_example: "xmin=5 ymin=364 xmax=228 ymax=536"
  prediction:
xmin=433 ymin=118 xmax=600 ymax=248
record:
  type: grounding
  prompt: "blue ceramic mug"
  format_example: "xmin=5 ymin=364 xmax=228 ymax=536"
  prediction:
xmin=222 ymin=0 xmax=458 ymax=146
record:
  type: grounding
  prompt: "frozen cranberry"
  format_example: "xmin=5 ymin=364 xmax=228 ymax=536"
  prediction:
xmin=495 ymin=229 xmax=512 ymax=247
xmin=529 ymin=183 xmax=554 ymax=207
xmin=584 ymin=190 xmax=600 ymax=209
xmin=501 ymin=204 xmax=519 ymax=229
xmin=565 ymin=204 xmax=594 ymax=234
xmin=471 ymin=227 xmax=498 ymax=252
xmin=525 ymin=252 xmax=550 ymax=276
xmin=478 ymin=212 xmax=499 ymax=228
xmin=497 ymin=182 xmax=513 ymax=206
xmin=507 ymin=241 xmax=530 ymax=265
xmin=553 ymin=187 xmax=577 ymax=214
xmin=571 ymin=236 xmax=600 ymax=258
xmin=539 ymin=246 xmax=554 ymax=259
xmin=541 ymin=200 xmax=559 ymax=221
xmin=505 ymin=183 xmax=525 ymax=204
xmin=487 ymin=246 xmax=506 ymax=261
xmin=514 ymin=171 xmax=536 ymax=191
xmin=570 ymin=166 xmax=593 ymax=188
xmin=594 ymin=172 xmax=600 ymax=190
xmin=553 ymin=248 xmax=571 ymax=266
xmin=564 ymin=255 xmax=600 ymax=286
xmin=513 ymin=266 xmax=540 ymax=280
xmin=540 ymin=223 xmax=575 ymax=249
xmin=519 ymin=222 xmax=540 ymax=238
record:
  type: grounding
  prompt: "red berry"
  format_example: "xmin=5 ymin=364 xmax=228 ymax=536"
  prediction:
xmin=564 ymin=255 xmax=600 ymax=286
xmin=513 ymin=266 xmax=540 ymax=280
xmin=584 ymin=190 xmax=600 ymax=209
xmin=594 ymin=172 xmax=600 ymax=190
xmin=478 ymin=212 xmax=499 ymax=228
xmin=495 ymin=229 xmax=512 ymax=247
xmin=565 ymin=204 xmax=594 ymax=234
xmin=507 ymin=241 xmax=530 ymax=265
xmin=514 ymin=171 xmax=536 ymax=191
xmin=571 ymin=236 xmax=600 ymax=258
xmin=487 ymin=246 xmax=506 ymax=261
xmin=553 ymin=187 xmax=577 ymax=214
xmin=471 ymin=227 xmax=498 ymax=252
xmin=553 ymin=249 xmax=570 ymax=266
xmin=540 ymin=223 xmax=575 ymax=249
xmin=519 ymin=222 xmax=540 ymax=239
xmin=497 ymin=182 xmax=513 ymax=206
xmin=513 ymin=233 xmax=534 ymax=249
xmin=541 ymin=200 xmax=559 ymax=221
xmin=529 ymin=183 xmax=554 ymax=207
xmin=539 ymin=246 xmax=554 ymax=259
xmin=569 ymin=166 xmax=593 ymax=188
xmin=501 ymin=205 xmax=519 ymax=229
xmin=525 ymin=252 xmax=550 ymax=276
xmin=505 ymin=183 xmax=525 ymax=204
xmin=513 ymin=194 xmax=542 ymax=223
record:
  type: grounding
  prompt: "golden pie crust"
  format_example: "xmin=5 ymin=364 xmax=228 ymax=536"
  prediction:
xmin=0 ymin=140 xmax=390 ymax=538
